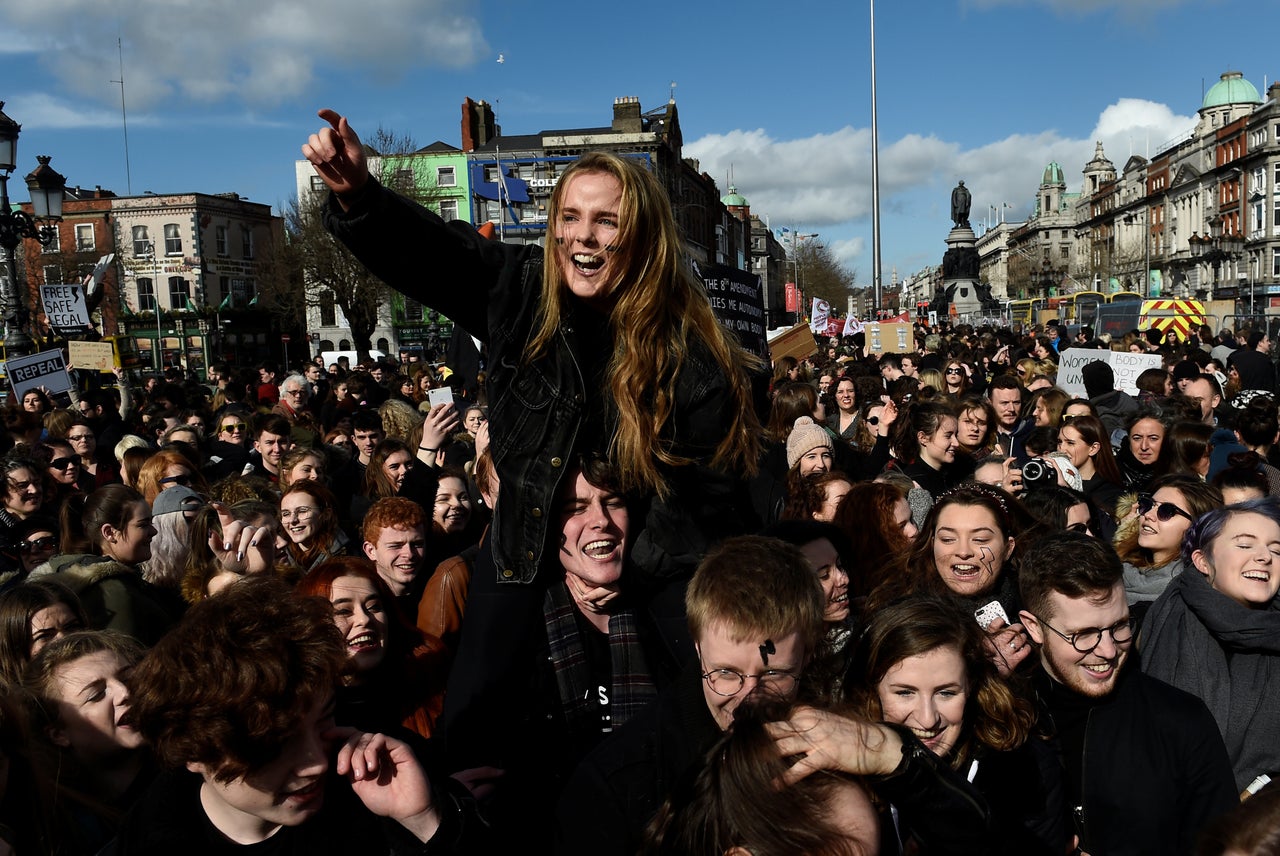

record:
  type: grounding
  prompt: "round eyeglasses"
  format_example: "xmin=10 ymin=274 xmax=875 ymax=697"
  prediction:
xmin=700 ymin=666 xmax=798 ymax=697
xmin=1033 ymin=614 xmax=1135 ymax=653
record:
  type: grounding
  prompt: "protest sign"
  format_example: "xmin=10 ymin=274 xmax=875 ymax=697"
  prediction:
xmin=1057 ymin=348 xmax=1162 ymax=397
xmin=810 ymin=298 xmax=830 ymax=335
xmin=698 ymin=262 xmax=769 ymax=359
xmin=865 ymin=322 xmax=915 ymax=354
xmin=69 ymin=340 xmax=116 ymax=372
xmin=768 ymin=324 xmax=819 ymax=363
xmin=6 ymin=349 xmax=72 ymax=399
xmin=39 ymin=283 xmax=90 ymax=333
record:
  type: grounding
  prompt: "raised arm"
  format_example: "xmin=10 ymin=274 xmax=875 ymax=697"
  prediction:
xmin=302 ymin=109 xmax=370 ymax=208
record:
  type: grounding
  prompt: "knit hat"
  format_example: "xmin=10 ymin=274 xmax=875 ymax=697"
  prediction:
xmin=786 ymin=417 xmax=834 ymax=469
xmin=1080 ymin=360 xmax=1114 ymax=399
xmin=1172 ymin=360 xmax=1201 ymax=383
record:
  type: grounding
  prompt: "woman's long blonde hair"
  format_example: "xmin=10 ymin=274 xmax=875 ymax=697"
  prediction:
xmin=530 ymin=152 xmax=761 ymax=497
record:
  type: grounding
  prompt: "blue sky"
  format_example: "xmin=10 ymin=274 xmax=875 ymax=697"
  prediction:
xmin=0 ymin=0 xmax=1268 ymax=292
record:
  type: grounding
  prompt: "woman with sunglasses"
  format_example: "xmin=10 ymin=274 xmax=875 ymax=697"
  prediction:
xmin=135 ymin=448 xmax=208 ymax=507
xmin=35 ymin=439 xmax=90 ymax=505
xmin=942 ymin=360 xmax=971 ymax=399
xmin=1142 ymin=498 xmax=1280 ymax=792
xmin=1117 ymin=474 xmax=1222 ymax=623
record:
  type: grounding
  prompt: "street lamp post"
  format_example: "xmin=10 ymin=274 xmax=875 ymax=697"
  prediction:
xmin=0 ymin=103 xmax=67 ymax=356
xmin=1189 ymin=232 xmax=1243 ymax=303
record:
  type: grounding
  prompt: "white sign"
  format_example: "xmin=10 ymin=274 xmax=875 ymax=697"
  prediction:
xmin=1057 ymin=348 xmax=1162 ymax=397
xmin=39 ymin=283 xmax=90 ymax=331
xmin=6 ymin=349 xmax=72 ymax=399
xmin=809 ymin=298 xmax=830 ymax=334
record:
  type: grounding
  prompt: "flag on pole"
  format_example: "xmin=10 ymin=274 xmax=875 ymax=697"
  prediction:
xmin=809 ymin=298 xmax=830 ymax=334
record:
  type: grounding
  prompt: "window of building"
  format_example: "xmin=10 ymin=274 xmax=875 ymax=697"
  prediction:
xmin=310 ymin=175 xmax=326 ymax=193
xmin=437 ymin=166 xmax=456 ymax=187
xmin=133 ymin=225 xmax=151 ymax=256
xmin=241 ymin=226 xmax=254 ymax=259
xmin=319 ymin=291 xmax=336 ymax=327
xmin=1060 ymin=245 xmax=1069 ymax=259
xmin=168 ymin=276 xmax=190 ymax=310
xmin=1274 ymin=200 xmax=1280 ymax=229
xmin=216 ymin=225 xmax=229 ymax=256
xmin=42 ymin=264 xmax=61 ymax=284
xmin=75 ymin=224 xmax=94 ymax=252
xmin=137 ymin=277 xmax=156 ymax=312
xmin=1274 ymin=248 xmax=1280 ymax=278
xmin=439 ymin=198 xmax=459 ymax=221
xmin=394 ymin=168 xmax=414 ymax=190
xmin=164 ymin=223 xmax=182 ymax=255
xmin=40 ymin=227 xmax=59 ymax=253
xmin=403 ymin=298 xmax=424 ymax=322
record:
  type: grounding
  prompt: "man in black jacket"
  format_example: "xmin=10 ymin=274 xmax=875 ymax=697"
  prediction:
xmin=1018 ymin=532 xmax=1237 ymax=855
xmin=556 ymin=536 xmax=991 ymax=856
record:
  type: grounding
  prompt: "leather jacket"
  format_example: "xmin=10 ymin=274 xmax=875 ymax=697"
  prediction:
xmin=324 ymin=179 xmax=757 ymax=583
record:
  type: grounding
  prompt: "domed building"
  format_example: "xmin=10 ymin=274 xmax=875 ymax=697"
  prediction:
xmin=1194 ymin=71 xmax=1264 ymax=137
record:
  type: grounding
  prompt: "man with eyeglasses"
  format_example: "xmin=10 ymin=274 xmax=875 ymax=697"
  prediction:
xmin=557 ymin=535 xmax=989 ymax=856
xmin=272 ymin=373 xmax=319 ymax=448
xmin=1017 ymin=531 xmax=1236 ymax=855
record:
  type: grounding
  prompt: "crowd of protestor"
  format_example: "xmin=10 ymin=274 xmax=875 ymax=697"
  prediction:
xmin=0 ymin=108 xmax=1278 ymax=855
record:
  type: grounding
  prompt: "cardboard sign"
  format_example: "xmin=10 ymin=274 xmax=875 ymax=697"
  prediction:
xmin=865 ymin=322 xmax=915 ymax=354
xmin=6 ymin=349 xmax=72 ymax=399
xmin=39 ymin=283 xmax=90 ymax=333
xmin=1057 ymin=348 xmax=1162 ymax=397
xmin=68 ymin=340 xmax=117 ymax=372
xmin=699 ymin=262 xmax=769 ymax=360
xmin=768 ymin=324 xmax=819 ymax=363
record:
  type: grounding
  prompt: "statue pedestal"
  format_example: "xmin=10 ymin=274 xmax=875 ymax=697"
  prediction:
xmin=938 ymin=226 xmax=983 ymax=320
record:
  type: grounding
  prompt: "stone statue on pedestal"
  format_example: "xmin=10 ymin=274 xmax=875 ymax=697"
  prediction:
xmin=951 ymin=180 xmax=971 ymax=229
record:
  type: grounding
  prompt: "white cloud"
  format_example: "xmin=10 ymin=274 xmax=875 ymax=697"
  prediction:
xmin=687 ymin=97 xmax=1197 ymax=272
xmin=1 ymin=93 xmax=125 ymax=130
xmin=0 ymin=0 xmax=488 ymax=109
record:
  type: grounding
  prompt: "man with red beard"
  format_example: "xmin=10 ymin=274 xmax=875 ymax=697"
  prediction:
xmin=1018 ymin=531 xmax=1236 ymax=855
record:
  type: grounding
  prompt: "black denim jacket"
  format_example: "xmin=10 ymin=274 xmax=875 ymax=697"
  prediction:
xmin=325 ymin=180 xmax=757 ymax=585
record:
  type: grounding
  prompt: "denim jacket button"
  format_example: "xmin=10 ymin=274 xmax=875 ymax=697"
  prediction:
xmin=502 ymin=569 xmax=514 ymax=579
xmin=531 ymin=507 xmax=542 ymax=518
xmin=525 ymin=550 xmax=535 ymax=561
xmin=550 ymin=456 xmax=563 ymax=468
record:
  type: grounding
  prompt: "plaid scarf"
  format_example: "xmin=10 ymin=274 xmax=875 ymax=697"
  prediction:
xmin=543 ymin=580 xmax=657 ymax=735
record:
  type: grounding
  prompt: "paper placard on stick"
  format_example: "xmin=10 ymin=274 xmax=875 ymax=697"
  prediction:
xmin=698 ymin=262 xmax=769 ymax=360
xmin=39 ymin=283 xmax=90 ymax=333
xmin=6 ymin=349 xmax=72 ymax=399
xmin=1057 ymin=348 xmax=1162 ymax=397
xmin=68 ymin=340 xmax=116 ymax=372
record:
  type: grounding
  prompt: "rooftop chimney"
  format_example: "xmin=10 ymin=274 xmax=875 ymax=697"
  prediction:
xmin=612 ymin=96 xmax=642 ymax=133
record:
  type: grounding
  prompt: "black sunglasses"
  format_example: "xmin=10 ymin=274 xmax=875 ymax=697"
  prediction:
xmin=945 ymin=367 xmax=963 ymax=374
xmin=48 ymin=457 xmax=79 ymax=469
xmin=160 ymin=474 xmax=193 ymax=487
xmin=20 ymin=535 xmax=57 ymax=553
xmin=1136 ymin=494 xmax=1193 ymax=523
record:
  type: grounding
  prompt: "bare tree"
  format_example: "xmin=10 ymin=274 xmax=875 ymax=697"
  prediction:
xmin=794 ymin=241 xmax=857 ymax=309
xmin=258 ymin=127 xmax=446 ymax=362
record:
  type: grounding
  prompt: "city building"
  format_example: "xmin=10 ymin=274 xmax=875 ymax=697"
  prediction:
xmin=988 ymin=70 xmax=1280 ymax=317
xmin=20 ymin=187 xmax=282 ymax=372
